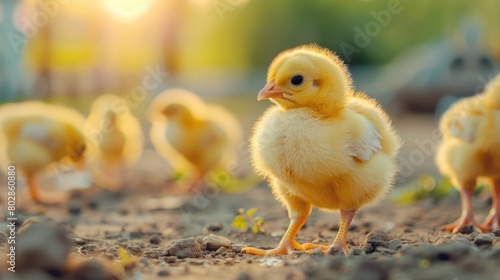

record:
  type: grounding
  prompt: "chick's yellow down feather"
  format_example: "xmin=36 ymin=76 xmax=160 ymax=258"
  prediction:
xmin=85 ymin=94 xmax=144 ymax=190
xmin=242 ymin=44 xmax=401 ymax=256
xmin=148 ymin=89 xmax=242 ymax=193
xmin=0 ymin=101 xmax=87 ymax=204
xmin=436 ymin=74 xmax=500 ymax=233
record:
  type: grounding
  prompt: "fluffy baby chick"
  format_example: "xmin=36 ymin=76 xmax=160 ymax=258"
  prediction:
xmin=0 ymin=101 xmax=87 ymax=204
xmin=242 ymin=44 xmax=401 ymax=256
xmin=148 ymin=89 xmax=242 ymax=194
xmin=436 ymin=74 xmax=500 ymax=233
xmin=85 ymin=94 xmax=143 ymax=190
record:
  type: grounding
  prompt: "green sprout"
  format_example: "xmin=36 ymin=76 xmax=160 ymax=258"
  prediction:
xmin=232 ymin=208 xmax=265 ymax=234
xmin=392 ymin=174 xmax=455 ymax=205
xmin=392 ymin=174 xmax=491 ymax=205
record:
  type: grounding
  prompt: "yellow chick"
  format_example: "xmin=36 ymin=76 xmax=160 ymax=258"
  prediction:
xmin=242 ymin=44 xmax=401 ymax=255
xmin=0 ymin=101 xmax=87 ymax=204
xmin=85 ymin=94 xmax=144 ymax=190
xmin=436 ymin=74 xmax=500 ymax=233
xmin=148 ymin=89 xmax=242 ymax=194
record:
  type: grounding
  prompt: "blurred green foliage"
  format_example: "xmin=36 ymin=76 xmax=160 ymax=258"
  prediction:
xmin=392 ymin=174 xmax=490 ymax=204
xmin=392 ymin=174 xmax=455 ymax=204
xmin=188 ymin=0 xmax=500 ymax=70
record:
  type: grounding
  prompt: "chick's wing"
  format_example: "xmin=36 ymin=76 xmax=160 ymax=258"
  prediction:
xmin=442 ymin=97 xmax=485 ymax=143
xmin=448 ymin=112 xmax=483 ymax=143
xmin=347 ymin=120 xmax=382 ymax=161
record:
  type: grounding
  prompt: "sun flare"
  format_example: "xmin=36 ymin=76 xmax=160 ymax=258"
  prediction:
xmin=103 ymin=0 xmax=157 ymax=20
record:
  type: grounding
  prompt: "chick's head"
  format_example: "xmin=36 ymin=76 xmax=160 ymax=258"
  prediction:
xmin=161 ymin=103 xmax=195 ymax=125
xmin=259 ymin=44 xmax=352 ymax=114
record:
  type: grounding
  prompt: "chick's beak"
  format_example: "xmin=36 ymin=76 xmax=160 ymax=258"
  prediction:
xmin=257 ymin=81 xmax=291 ymax=101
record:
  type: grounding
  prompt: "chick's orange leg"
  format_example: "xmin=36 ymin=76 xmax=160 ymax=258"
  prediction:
xmin=328 ymin=209 xmax=356 ymax=253
xmin=27 ymin=175 xmax=65 ymax=205
xmin=443 ymin=187 xmax=487 ymax=233
xmin=27 ymin=175 xmax=41 ymax=202
xmin=184 ymin=171 xmax=206 ymax=195
xmin=242 ymin=195 xmax=312 ymax=256
xmin=482 ymin=179 xmax=500 ymax=230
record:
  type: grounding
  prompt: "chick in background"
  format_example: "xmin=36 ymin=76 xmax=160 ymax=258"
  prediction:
xmin=148 ymin=89 xmax=243 ymax=194
xmin=436 ymin=74 xmax=500 ymax=233
xmin=0 ymin=101 xmax=87 ymax=204
xmin=242 ymin=44 xmax=401 ymax=255
xmin=85 ymin=94 xmax=144 ymax=190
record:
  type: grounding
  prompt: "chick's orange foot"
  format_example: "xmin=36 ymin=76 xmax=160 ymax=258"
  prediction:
xmin=443 ymin=216 xmax=488 ymax=234
xmin=241 ymin=241 xmax=329 ymax=256
xmin=241 ymin=240 xmax=304 ymax=256
xmin=483 ymin=211 xmax=500 ymax=230
xmin=28 ymin=177 xmax=66 ymax=205
xmin=328 ymin=241 xmax=349 ymax=254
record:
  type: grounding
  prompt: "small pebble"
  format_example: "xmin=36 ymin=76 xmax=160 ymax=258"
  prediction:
xmin=311 ymin=249 xmax=324 ymax=256
xmin=363 ymin=243 xmax=374 ymax=254
xmin=451 ymin=234 xmax=469 ymax=243
xmin=126 ymin=244 xmax=143 ymax=256
xmin=468 ymin=231 xmax=479 ymax=241
xmin=376 ymin=247 xmax=397 ymax=255
xmin=140 ymin=258 xmax=151 ymax=266
xmin=203 ymin=235 xmax=231 ymax=251
xmin=163 ymin=256 xmax=179 ymax=264
xmin=0 ymin=232 xmax=9 ymax=245
xmin=158 ymin=269 xmax=169 ymax=277
xmin=74 ymin=239 xmax=87 ymax=246
xmin=388 ymin=239 xmax=402 ymax=251
xmin=231 ymin=244 xmax=246 ymax=253
xmin=81 ymin=243 xmax=98 ymax=253
xmin=364 ymin=231 xmax=389 ymax=249
xmin=459 ymin=225 xmax=474 ymax=234
xmin=349 ymin=248 xmax=366 ymax=256
xmin=167 ymin=237 xmax=203 ymax=259
xmin=68 ymin=202 xmax=82 ymax=215
xmin=142 ymin=248 xmax=166 ymax=259
xmin=216 ymin=247 xmax=228 ymax=254
xmin=87 ymin=198 xmax=99 ymax=209
xmin=474 ymin=234 xmax=495 ymax=247
xmin=237 ymin=272 xmax=251 ymax=280
xmin=149 ymin=235 xmax=162 ymax=245
xmin=207 ymin=223 xmax=223 ymax=232
xmin=189 ymin=259 xmax=205 ymax=266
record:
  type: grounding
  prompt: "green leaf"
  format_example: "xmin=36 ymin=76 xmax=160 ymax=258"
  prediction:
xmin=246 ymin=208 xmax=257 ymax=217
xmin=251 ymin=225 xmax=259 ymax=234
xmin=232 ymin=215 xmax=247 ymax=230
xmin=254 ymin=216 xmax=264 ymax=225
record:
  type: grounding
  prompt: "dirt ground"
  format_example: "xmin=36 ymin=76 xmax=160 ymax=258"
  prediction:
xmin=1 ymin=181 xmax=500 ymax=280
xmin=1 ymin=114 xmax=500 ymax=280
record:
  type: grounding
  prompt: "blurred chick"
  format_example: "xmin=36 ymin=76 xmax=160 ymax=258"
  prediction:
xmin=242 ymin=44 xmax=401 ymax=256
xmin=436 ymin=74 xmax=500 ymax=233
xmin=85 ymin=94 xmax=144 ymax=190
xmin=148 ymin=89 xmax=242 ymax=194
xmin=0 ymin=101 xmax=87 ymax=204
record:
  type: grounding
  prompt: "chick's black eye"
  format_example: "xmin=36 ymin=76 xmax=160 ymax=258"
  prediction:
xmin=291 ymin=75 xmax=304 ymax=86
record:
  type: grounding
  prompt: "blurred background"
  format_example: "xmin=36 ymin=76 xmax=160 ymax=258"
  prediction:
xmin=1 ymin=0 xmax=500 ymax=192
